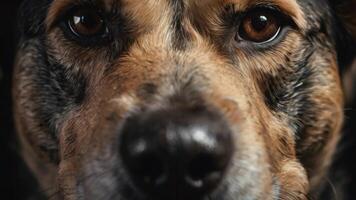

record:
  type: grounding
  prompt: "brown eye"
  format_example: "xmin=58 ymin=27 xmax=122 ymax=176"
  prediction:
xmin=68 ymin=9 xmax=106 ymax=37
xmin=239 ymin=9 xmax=281 ymax=43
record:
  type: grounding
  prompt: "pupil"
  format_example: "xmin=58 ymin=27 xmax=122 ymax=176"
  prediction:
xmin=251 ymin=15 xmax=268 ymax=32
xmin=80 ymin=13 xmax=99 ymax=29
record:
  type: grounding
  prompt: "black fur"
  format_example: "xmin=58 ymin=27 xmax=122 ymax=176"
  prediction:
xmin=170 ymin=0 xmax=189 ymax=50
xmin=263 ymin=50 xmax=314 ymax=139
xmin=18 ymin=37 xmax=87 ymax=162
xmin=11 ymin=0 xmax=356 ymax=199
xmin=18 ymin=0 xmax=52 ymax=38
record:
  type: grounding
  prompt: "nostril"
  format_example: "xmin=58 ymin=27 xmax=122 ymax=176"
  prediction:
xmin=123 ymin=140 xmax=167 ymax=187
xmin=121 ymin=136 xmax=167 ymax=187
xmin=188 ymin=153 xmax=216 ymax=181
xmin=134 ymin=153 xmax=166 ymax=186
xmin=186 ymin=153 xmax=224 ymax=189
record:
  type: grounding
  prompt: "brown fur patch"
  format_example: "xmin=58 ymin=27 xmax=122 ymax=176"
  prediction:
xmin=13 ymin=0 xmax=348 ymax=199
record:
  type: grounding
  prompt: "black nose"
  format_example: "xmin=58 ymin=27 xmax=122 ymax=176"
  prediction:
xmin=119 ymin=106 xmax=234 ymax=199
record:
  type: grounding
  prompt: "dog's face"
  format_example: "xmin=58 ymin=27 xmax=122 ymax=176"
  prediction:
xmin=13 ymin=0 xmax=356 ymax=199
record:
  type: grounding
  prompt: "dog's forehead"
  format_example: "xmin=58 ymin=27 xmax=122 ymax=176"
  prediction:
xmin=46 ymin=0 xmax=304 ymax=16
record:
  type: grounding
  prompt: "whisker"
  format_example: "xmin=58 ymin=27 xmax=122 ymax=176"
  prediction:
xmin=326 ymin=177 xmax=339 ymax=200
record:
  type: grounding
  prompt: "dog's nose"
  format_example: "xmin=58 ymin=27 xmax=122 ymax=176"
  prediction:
xmin=119 ymin=106 xmax=234 ymax=199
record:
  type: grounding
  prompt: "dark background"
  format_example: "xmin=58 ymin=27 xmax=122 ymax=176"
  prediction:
xmin=0 ymin=1 xmax=355 ymax=199
xmin=0 ymin=1 xmax=40 ymax=199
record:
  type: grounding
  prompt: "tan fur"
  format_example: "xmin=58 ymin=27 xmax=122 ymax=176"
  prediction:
xmin=13 ymin=0 xmax=348 ymax=199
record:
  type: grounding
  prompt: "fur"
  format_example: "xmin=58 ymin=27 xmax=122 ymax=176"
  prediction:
xmin=13 ymin=0 xmax=356 ymax=199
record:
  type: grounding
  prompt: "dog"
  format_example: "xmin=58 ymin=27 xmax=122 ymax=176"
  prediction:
xmin=13 ymin=0 xmax=356 ymax=199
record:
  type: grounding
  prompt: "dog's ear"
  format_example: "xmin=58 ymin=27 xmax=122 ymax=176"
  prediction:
xmin=329 ymin=0 xmax=356 ymax=103
xmin=331 ymin=0 xmax=356 ymax=41
xmin=328 ymin=0 xmax=356 ymax=73
xmin=343 ymin=61 xmax=356 ymax=105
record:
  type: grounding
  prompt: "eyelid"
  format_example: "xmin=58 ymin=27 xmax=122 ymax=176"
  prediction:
xmin=253 ymin=27 xmax=281 ymax=45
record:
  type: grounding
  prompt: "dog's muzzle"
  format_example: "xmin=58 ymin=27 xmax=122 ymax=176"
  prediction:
xmin=119 ymin=105 xmax=234 ymax=199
